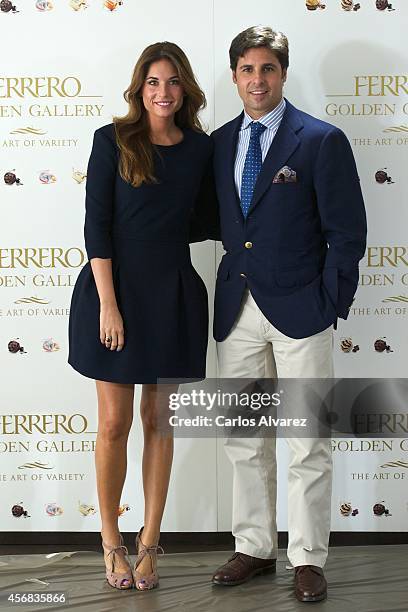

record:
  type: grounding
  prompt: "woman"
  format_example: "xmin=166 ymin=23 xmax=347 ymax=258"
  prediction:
xmin=68 ymin=41 xmax=214 ymax=591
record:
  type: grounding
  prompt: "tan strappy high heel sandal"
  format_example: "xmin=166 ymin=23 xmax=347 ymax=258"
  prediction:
xmin=133 ymin=526 xmax=164 ymax=591
xmin=101 ymin=532 xmax=134 ymax=590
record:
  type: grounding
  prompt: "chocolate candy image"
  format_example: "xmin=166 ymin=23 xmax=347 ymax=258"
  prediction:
xmin=340 ymin=337 xmax=353 ymax=353
xmin=42 ymin=338 xmax=60 ymax=352
xmin=69 ymin=0 xmax=87 ymax=8
xmin=39 ymin=171 xmax=56 ymax=184
xmin=0 ymin=0 xmax=18 ymax=12
xmin=341 ymin=0 xmax=353 ymax=10
xmin=374 ymin=337 xmax=393 ymax=353
xmin=375 ymin=168 xmax=394 ymax=184
xmin=352 ymin=509 xmax=359 ymax=516
xmin=45 ymin=503 xmax=63 ymax=516
xmin=12 ymin=504 xmax=30 ymax=517
xmin=78 ymin=501 xmax=96 ymax=516
xmin=4 ymin=172 xmax=16 ymax=185
xmin=373 ymin=503 xmax=385 ymax=515
xmin=352 ymin=345 xmax=360 ymax=353
xmin=72 ymin=168 xmax=87 ymax=184
xmin=8 ymin=339 xmax=26 ymax=354
xmin=104 ymin=0 xmax=123 ymax=10
xmin=35 ymin=0 xmax=53 ymax=10
xmin=340 ymin=502 xmax=352 ymax=516
xmin=373 ymin=502 xmax=391 ymax=516
xmin=306 ymin=0 xmax=321 ymax=9
xmin=4 ymin=170 xmax=22 ymax=185
xmin=376 ymin=0 xmax=395 ymax=9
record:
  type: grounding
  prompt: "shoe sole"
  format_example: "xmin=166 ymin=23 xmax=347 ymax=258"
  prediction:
xmin=212 ymin=565 xmax=276 ymax=586
xmin=296 ymin=592 xmax=327 ymax=602
xmin=106 ymin=579 xmax=134 ymax=590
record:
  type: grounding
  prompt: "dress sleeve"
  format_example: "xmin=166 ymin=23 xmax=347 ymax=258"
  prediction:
xmin=84 ymin=128 xmax=117 ymax=260
xmin=189 ymin=138 xmax=221 ymax=243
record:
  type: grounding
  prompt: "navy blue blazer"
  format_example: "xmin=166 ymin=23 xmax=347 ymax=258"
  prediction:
xmin=211 ymin=99 xmax=367 ymax=341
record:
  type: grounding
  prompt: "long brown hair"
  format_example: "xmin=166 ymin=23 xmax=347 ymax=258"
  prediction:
xmin=113 ymin=42 xmax=206 ymax=187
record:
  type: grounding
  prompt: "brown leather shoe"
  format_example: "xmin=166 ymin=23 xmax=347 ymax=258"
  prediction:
xmin=294 ymin=565 xmax=327 ymax=602
xmin=212 ymin=552 xmax=276 ymax=586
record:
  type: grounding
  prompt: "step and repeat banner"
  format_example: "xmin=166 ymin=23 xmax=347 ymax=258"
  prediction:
xmin=1 ymin=1 xmax=407 ymax=534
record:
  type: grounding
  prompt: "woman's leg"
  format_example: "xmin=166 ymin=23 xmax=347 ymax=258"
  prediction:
xmin=95 ymin=380 xmax=134 ymax=573
xmin=136 ymin=383 xmax=175 ymax=575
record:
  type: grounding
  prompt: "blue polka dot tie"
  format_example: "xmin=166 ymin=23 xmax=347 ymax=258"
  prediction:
xmin=240 ymin=121 xmax=267 ymax=218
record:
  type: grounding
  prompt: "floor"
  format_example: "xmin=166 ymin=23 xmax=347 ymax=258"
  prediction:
xmin=0 ymin=545 xmax=407 ymax=611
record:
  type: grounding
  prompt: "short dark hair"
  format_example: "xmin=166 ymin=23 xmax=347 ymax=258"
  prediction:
xmin=229 ymin=25 xmax=289 ymax=72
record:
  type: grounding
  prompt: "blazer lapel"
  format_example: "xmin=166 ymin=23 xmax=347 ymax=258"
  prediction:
xmin=222 ymin=112 xmax=243 ymax=213
xmin=249 ymin=100 xmax=303 ymax=213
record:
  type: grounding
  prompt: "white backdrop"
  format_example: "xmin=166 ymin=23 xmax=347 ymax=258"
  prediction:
xmin=1 ymin=0 xmax=407 ymax=533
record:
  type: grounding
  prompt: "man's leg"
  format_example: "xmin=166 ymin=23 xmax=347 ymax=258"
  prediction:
xmin=263 ymin=317 xmax=333 ymax=568
xmin=217 ymin=290 xmax=278 ymax=560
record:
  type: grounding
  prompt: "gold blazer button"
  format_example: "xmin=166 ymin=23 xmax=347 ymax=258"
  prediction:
xmin=244 ymin=241 xmax=253 ymax=249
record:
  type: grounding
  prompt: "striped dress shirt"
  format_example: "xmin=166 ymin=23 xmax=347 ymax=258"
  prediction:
xmin=234 ymin=97 xmax=286 ymax=199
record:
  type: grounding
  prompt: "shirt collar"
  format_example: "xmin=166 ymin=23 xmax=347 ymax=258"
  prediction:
xmin=241 ymin=97 xmax=286 ymax=131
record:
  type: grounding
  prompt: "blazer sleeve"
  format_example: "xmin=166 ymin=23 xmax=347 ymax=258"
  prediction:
xmin=314 ymin=126 xmax=367 ymax=319
xmin=189 ymin=137 xmax=221 ymax=243
xmin=84 ymin=128 xmax=117 ymax=261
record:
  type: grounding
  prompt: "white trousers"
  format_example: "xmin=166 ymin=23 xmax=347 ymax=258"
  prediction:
xmin=217 ymin=290 xmax=334 ymax=568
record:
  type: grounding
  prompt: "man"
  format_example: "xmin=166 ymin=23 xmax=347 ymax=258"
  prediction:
xmin=210 ymin=26 xmax=366 ymax=602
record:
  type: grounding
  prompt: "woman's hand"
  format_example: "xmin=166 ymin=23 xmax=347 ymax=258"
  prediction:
xmin=100 ymin=303 xmax=124 ymax=351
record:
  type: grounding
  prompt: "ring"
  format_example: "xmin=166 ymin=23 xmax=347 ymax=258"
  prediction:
xmin=105 ymin=336 xmax=112 ymax=343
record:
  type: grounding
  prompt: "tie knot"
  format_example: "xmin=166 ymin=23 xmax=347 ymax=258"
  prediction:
xmin=250 ymin=121 xmax=266 ymax=138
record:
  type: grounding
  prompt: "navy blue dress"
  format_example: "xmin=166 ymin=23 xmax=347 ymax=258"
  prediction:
xmin=68 ymin=123 xmax=212 ymax=384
